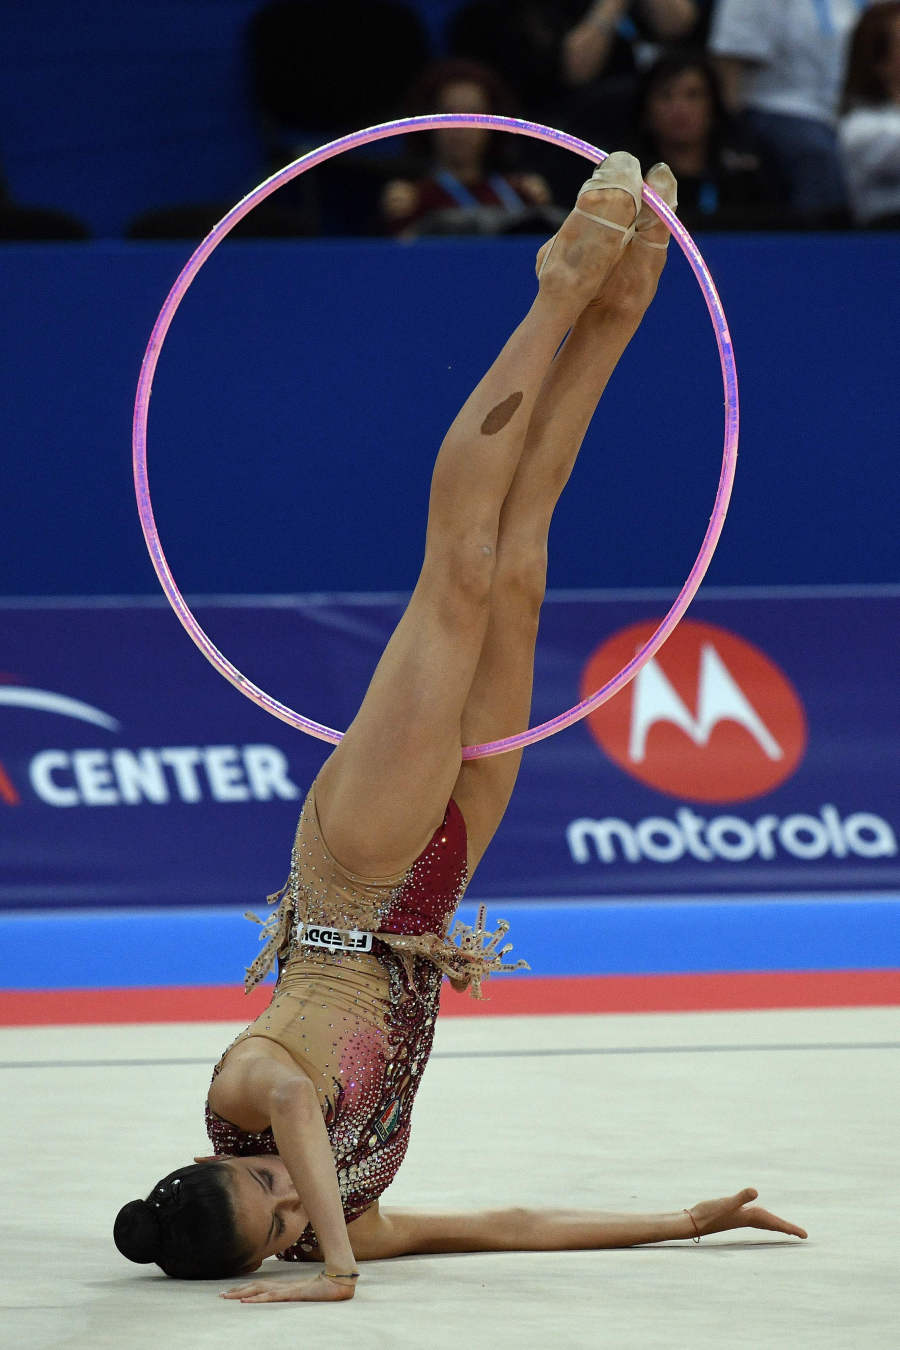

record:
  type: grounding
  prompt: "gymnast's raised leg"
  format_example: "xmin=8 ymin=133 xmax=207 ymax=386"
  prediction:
xmin=453 ymin=161 xmax=679 ymax=869
xmin=314 ymin=152 xmax=655 ymax=878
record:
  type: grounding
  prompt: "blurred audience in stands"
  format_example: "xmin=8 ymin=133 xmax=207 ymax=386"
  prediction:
xmin=839 ymin=0 xmax=900 ymax=225
xmin=246 ymin=0 xmax=431 ymax=233
xmin=559 ymin=0 xmax=710 ymax=86
xmin=708 ymin=0 xmax=870 ymax=225
xmin=379 ymin=59 xmax=563 ymax=237
xmin=447 ymin=1 xmax=710 ymax=198
xmin=6 ymin=0 xmax=897 ymax=240
xmin=631 ymin=49 xmax=780 ymax=229
xmin=250 ymin=0 xmax=429 ymax=150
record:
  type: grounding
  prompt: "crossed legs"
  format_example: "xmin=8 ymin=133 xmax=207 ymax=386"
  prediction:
xmin=316 ymin=158 xmax=676 ymax=879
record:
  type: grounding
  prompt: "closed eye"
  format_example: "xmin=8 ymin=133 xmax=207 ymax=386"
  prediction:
xmin=260 ymin=1169 xmax=285 ymax=1239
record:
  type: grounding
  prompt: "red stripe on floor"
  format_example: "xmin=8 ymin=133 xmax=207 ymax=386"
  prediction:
xmin=444 ymin=968 xmax=900 ymax=1016
xmin=1 ymin=969 xmax=898 ymax=1026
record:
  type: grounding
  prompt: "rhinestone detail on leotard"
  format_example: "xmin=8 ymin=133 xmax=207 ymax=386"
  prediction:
xmin=207 ymin=942 xmax=444 ymax=1259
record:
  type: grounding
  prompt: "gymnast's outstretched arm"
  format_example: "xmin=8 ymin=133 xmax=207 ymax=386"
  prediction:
xmin=353 ymin=1188 xmax=806 ymax=1257
xmin=221 ymin=1189 xmax=806 ymax=1299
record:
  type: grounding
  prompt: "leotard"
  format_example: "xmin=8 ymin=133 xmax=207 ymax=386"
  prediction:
xmin=205 ymin=782 xmax=526 ymax=1258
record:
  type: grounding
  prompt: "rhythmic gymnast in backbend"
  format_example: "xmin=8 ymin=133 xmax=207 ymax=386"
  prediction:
xmin=114 ymin=152 xmax=806 ymax=1301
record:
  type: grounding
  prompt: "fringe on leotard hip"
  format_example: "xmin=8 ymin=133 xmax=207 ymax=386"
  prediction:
xmin=243 ymin=889 xmax=528 ymax=1001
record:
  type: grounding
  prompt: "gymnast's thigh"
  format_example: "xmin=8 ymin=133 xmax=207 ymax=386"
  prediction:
xmin=315 ymin=562 xmax=491 ymax=876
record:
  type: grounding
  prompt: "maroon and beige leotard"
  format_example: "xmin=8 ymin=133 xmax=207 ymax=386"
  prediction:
xmin=205 ymin=782 xmax=526 ymax=1260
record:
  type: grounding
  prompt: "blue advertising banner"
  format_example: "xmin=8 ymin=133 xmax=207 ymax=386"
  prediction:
xmin=1 ymin=587 xmax=898 ymax=911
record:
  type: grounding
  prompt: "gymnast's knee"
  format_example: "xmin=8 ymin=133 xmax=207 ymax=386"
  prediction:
xmin=424 ymin=535 xmax=498 ymax=613
xmin=493 ymin=548 xmax=547 ymax=621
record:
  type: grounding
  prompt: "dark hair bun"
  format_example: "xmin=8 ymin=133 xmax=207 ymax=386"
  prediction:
xmin=114 ymin=1199 xmax=162 ymax=1264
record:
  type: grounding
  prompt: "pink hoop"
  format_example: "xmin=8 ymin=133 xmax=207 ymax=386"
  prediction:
xmin=133 ymin=114 xmax=738 ymax=760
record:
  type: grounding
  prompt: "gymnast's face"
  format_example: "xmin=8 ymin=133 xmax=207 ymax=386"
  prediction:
xmin=215 ymin=1156 xmax=309 ymax=1267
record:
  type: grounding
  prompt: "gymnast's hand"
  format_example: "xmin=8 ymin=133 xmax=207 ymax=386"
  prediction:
xmin=686 ymin=1188 xmax=808 ymax=1240
xmin=222 ymin=1271 xmax=357 ymax=1303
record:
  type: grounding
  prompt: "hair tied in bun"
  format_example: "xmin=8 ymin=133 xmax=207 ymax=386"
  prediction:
xmin=113 ymin=1163 xmax=253 ymax=1278
xmin=113 ymin=1198 xmax=163 ymax=1264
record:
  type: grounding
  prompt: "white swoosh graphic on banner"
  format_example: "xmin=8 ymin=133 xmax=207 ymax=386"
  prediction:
xmin=0 ymin=687 xmax=121 ymax=731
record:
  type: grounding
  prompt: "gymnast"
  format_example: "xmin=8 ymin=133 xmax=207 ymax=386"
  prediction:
xmin=114 ymin=152 xmax=806 ymax=1301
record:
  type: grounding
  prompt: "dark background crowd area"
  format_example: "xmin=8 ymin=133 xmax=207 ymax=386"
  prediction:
xmin=2 ymin=1 xmax=899 ymax=242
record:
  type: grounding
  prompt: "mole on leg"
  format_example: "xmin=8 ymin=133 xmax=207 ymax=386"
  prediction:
xmin=480 ymin=391 xmax=524 ymax=436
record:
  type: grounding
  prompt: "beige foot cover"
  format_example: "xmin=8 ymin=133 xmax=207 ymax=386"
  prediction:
xmin=634 ymin=162 xmax=678 ymax=250
xmin=538 ymin=150 xmax=643 ymax=277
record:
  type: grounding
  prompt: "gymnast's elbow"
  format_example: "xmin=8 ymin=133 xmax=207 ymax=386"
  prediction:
xmin=267 ymin=1073 xmax=318 ymax=1121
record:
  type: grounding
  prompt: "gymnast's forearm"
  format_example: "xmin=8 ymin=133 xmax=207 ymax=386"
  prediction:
xmin=268 ymin=1081 xmax=358 ymax=1275
xmin=484 ymin=1206 xmax=693 ymax=1251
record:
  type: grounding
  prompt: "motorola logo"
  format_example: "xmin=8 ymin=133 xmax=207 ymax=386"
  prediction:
xmin=580 ymin=619 xmax=807 ymax=803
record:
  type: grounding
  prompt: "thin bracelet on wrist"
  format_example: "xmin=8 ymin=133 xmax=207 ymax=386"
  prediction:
xmin=323 ymin=1270 xmax=360 ymax=1281
xmin=683 ymin=1209 xmax=702 ymax=1243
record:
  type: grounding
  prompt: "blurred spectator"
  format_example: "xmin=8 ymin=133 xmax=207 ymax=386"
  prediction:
xmin=709 ymin=0 xmax=870 ymax=224
xmin=632 ymin=50 xmax=781 ymax=228
xmin=450 ymin=1 xmax=707 ymax=108
xmin=839 ymin=0 xmax=900 ymax=224
xmin=246 ymin=1 xmax=432 ymax=235
xmin=561 ymin=0 xmax=708 ymax=85
xmin=448 ymin=1 xmax=709 ymax=199
xmin=249 ymin=1 xmax=430 ymax=146
xmin=380 ymin=60 xmax=563 ymax=237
